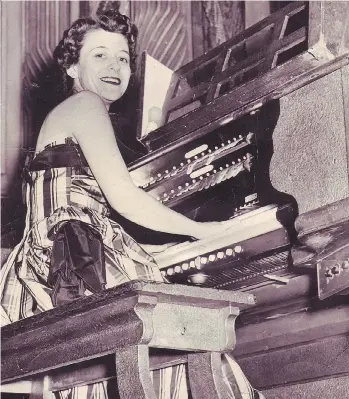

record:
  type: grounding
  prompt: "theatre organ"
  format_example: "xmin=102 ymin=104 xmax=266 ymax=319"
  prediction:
xmin=126 ymin=3 xmax=349 ymax=393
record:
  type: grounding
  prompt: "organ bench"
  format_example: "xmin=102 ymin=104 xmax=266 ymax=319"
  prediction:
xmin=1 ymin=281 xmax=255 ymax=398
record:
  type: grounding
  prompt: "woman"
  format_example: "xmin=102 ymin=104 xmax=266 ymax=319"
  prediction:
xmin=1 ymin=10 xmax=264 ymax=399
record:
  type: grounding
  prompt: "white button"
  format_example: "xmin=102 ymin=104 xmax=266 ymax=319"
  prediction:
xmin=234 ymin=245 xmax=243 ymax=253
xmin=201 ymin=257 xmax=208 ymax=264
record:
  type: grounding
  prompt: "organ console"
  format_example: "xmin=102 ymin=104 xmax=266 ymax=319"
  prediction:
xmin=123 ymin=3 xmax=349 ymax=394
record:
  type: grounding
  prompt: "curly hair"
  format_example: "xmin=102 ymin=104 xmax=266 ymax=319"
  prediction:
xmin=53 ymin=10 xmax=138 ymax=94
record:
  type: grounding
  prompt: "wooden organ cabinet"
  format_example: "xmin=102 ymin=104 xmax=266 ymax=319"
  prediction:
xmin=2 ymin=2 xmax=349 ymax=398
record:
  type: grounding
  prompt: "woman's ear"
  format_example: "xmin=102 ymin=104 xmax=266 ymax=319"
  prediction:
xmin=66 ymin=65 xmax=78 ymax=79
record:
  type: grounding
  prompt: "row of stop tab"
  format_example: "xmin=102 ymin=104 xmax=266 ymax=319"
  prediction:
xmin=160 ymin=244 xmax=244 ymax=276
xmin=140 ymin=134 xmax=250 ymax=189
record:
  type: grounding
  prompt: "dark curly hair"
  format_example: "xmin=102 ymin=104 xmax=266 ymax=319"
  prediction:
xmin=53 ymin=10 xmax=138 ymax=94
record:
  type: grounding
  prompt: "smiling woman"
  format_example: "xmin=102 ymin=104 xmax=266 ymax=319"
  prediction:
xmin=1 ymin=8 xmax=264 ymax=399
xmin=66 ymin=29 xmax=131 ymax=107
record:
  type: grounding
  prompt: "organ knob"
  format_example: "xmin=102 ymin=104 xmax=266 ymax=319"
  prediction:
xmin=167 ymin=268 xmax=174 ymax=276
xmin=201 ymin=257 xmax=208 ymax=265
xmin=194 ymin=257 xmax=201 ymax=268
xmin=225 ymin=248 xmax=234 ymax=256
xmin=208 ymin=254 xmax=216 ymax=262
xmin=190 ymin=260 xmax=196 ymax=268
xmin=157 ymin=173 xmax=162 ymax=178
xmin=234 ymin=245 xmax=243 ymax=253
xmin=217 ymin=252 xmax=224 ymax=259
xmin=182 ymin=263 xmax=189 ymax=270
xmin=173 ymin=166 xmax=177 ymax=170
xmin=174 ymin=265 xmax=181 ymax=273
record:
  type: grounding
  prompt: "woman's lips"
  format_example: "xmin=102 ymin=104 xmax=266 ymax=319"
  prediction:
xmin=100 ymin=77 xmax=121 ymax=86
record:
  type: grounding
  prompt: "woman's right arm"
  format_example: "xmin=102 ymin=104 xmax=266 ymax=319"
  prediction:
xmin=59 ymin=91 xmax=228 ymax=239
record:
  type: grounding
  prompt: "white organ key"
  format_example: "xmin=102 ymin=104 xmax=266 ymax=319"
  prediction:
xmin=174 ymin=265 xmax=181 ymax=273
xmin=215 ymin=167 xmax=229 ymax=185
xmin=197 ymin=177 xmax=208 ymax=191
xmin=234 ymin=245 xmax=243 ymax=253
xmin=184 ymin=144 xmax=209 ymax=159
xmin=204 ymin=174 xmax=215 ymax=190
xmin=225 ymin=163 xmax=244 ymax=180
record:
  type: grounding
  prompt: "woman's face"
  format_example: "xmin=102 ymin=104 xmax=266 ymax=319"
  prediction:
xmin=72 ymin=29 xmax=131 ymax=108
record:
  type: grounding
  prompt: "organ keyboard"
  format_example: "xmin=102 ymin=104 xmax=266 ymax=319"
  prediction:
xmin=153 ymin=204 xmax=291 ymax=288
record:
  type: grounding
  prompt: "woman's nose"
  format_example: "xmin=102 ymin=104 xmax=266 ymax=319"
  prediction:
xmin=108 ymin=60 xmax=120 ymax=72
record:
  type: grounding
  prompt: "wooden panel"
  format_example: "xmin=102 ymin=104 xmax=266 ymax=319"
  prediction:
xmin=237 ymin=334 xmax=349 ymax=389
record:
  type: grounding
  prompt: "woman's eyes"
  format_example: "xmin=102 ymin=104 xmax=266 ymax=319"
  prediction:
xmin=94 ymin=53 xmax=129 ymax=64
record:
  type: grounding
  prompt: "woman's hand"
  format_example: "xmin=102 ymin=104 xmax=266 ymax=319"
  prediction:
xmin=191 ymin=220 xmax=238 ymax=240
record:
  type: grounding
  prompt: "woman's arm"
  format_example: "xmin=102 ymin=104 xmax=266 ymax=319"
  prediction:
xmin=61 ymin=91 xmax=226 ymax=239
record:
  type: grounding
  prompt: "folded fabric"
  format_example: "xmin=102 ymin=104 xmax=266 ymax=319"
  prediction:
xmin=48 ymin=220 xmax=106 ymax=306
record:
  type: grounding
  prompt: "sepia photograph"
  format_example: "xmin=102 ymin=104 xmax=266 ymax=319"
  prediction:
xmin=1 ymin=1 xmax=349 ymax=398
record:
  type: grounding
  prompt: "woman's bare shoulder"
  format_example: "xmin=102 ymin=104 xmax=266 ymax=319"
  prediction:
xmin=37 ymin=92 xmax=108 ymax=149
xmin=52 ymin=91 xmax=105 ymax=119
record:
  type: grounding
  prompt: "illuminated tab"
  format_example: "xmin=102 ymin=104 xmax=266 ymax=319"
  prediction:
xmin=190 ymin=165 xmax=214 ymax=179
xmin=184 ymin=144 xmax=209 ymax=159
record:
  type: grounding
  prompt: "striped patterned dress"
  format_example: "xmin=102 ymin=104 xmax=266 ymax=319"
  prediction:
xmin=1 ymin=138 xmax=264 ymax=399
